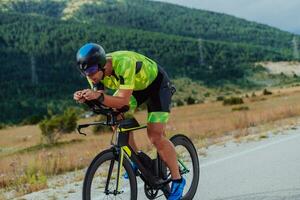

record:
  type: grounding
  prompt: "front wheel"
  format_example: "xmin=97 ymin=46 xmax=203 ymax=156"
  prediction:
xmin=83 ymin=149 xmax=138 ymax=200
xmin=168 ymin=134 xmax=200 ymax=200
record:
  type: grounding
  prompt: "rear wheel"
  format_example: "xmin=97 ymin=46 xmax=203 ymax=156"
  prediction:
xmin=163 ymin=134 xmax=200 ymax=200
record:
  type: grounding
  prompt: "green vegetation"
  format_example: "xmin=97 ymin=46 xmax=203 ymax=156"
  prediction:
xmin=0 ymin=123 xmax=6 ymax=130
xmin=216 ymin=96 xmax=225 ymax=101
xmin=1 ymin=0 xmax=299 ymax=50
xmin=1 ymin=12 xmax=292 ymax=124
xmin=172 ymin=78 xmax=206 ymax=106
xmin=223 ymin=97 xmax=244 ymax=106
xmin=262 ymin=88 xmax=273 ymax=95
xmin=232 ymin=106 xmax=249 ymax=111
xmin=0 ymin=0 xmax=299 ymax=124
xmin=12 ymin=165 xmax=48 ymax=195
xmin=39 ymin=108 xmax=78 ymax=144
xmin=21 ymin=115 xmax=44 ymax=125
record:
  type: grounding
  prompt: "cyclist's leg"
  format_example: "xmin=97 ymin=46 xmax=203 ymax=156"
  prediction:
xmin=146 ymin=67 xmax=181 ymax=180
xmin=147 ymin=120 xmax=181 ymax=179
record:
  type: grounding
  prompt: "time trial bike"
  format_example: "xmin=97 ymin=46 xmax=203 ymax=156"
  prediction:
xmin=77 ymin=100 xmax=200 ymax=200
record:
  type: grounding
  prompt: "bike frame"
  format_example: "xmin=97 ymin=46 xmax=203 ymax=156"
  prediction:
xmin=112 ymin=124 xmax=171 ymax=192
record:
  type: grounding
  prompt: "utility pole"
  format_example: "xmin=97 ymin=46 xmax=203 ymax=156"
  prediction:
xmin=31 ymin=55 xmax=38 ymax=85
xmin=198 ymin=38 xmax=205 ymax=65
xmin=292 ymin=36 xmax=299 ymax=60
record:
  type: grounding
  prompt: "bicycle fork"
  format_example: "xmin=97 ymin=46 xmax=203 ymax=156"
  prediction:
xmin=105 ymin=147 xmax=125 ymax=195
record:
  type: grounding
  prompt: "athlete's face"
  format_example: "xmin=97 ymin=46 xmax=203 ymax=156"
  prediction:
xmin=86 ymin=70 xmax=104 ymax=84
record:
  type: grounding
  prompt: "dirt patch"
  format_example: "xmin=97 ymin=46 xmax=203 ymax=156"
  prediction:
xmin=258 ymin=61 xmax=300 ymax=76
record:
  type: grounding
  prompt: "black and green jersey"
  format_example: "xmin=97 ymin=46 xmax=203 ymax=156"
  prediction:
xmin=86 ymin=51 xmax=173 ymax=124
xmin=87 ymin=51 xmax=158 ymax=91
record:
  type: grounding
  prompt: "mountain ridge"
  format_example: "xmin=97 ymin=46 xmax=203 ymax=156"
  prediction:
xmin=1 ymin=0 xmax=299 ymax=51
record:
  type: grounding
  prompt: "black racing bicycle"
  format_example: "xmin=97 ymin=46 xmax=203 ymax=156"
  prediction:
xmin=77 ymin=100 xmax=200 ymax=200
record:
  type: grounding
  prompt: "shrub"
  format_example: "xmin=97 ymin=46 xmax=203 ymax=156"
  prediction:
xmin=186 ymin=96 xmax=196 ymax=105
xmin=223 ymin=97 xmax=244 ymax=106
xmin=232 ymin=106 xmax=249 ymax=111
xmin=39 ymin=108 xmax=78 ymax=144
xmin=203 ymin=92 xmax=210 ymax=97
xmin=253 ymin=64 xmax=266 ymax=72
xmin=216 ymin=96 xmax=225 ymax=101
xmin=59 ymin=108 xmax=78 ymax=133
xmin=293 ymin=73 xmax=298 ymax=78
xmin=39 ymin=117 xmax=61 ymax=144
xmin=0 ymin=123 xmax=6 ymax=130
xmin=175 ymin=99 xmax=185 ymax=107
xmin=191 ymin=89 xmax=198 ymax=95
xmin=262 ymin=88 xmax=272 ymax=95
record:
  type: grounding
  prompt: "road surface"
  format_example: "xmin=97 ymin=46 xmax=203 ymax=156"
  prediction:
xmin=15 ymin=127 xmax=300 ymax=200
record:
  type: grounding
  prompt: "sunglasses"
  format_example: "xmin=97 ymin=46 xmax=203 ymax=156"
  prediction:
xmin=78 ymin=64 xmax=99 ymax=76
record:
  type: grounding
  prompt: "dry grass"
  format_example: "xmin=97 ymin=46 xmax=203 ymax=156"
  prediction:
xmin=2 ymin=86 xmax=300 ymax=196
xmin=167 ymin=88 xmax=300 ymax=142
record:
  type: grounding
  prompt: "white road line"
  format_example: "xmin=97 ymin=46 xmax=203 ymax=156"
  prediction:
xmin=200 ymin=133 xmax=300 ymax=168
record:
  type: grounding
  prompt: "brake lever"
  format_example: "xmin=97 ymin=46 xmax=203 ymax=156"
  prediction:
xmin=77 ymin=124 xmax=89 ymax=136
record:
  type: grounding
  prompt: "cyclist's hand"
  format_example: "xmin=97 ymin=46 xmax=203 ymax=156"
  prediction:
xmin=82 ymin=89 xmax=102 ymax=101
xmin=74 ymin=91 xmax=86 ymax=103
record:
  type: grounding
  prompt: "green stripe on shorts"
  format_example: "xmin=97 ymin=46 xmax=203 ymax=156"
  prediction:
xmin=147 ymin=112 xmax=169 ymax=123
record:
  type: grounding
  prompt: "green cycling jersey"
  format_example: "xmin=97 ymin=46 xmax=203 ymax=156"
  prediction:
xmin=87 ymin=51 xmax=158 ymax=91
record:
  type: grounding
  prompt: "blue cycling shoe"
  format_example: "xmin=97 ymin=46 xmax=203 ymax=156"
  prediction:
xmin=123 ymin=162 xmax=138 ymax=179
xmin=168 ymin=177 xmax=186 ymax=200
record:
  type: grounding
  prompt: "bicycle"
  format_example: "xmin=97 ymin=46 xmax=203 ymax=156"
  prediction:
xmin=77 ymin=100 xmax=200 ymax=200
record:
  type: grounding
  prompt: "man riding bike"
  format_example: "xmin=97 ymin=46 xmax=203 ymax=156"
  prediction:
xmin=73 ymin=43 xmax=186 ymax=200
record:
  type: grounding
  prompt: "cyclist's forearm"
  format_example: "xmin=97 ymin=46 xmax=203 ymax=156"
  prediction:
xmin=102 ymin=94 xmax=130 ymax=109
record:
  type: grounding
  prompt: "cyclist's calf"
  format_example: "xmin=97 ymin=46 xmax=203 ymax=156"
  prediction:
xmin=147 ymin=123 xmax=181 ymax=179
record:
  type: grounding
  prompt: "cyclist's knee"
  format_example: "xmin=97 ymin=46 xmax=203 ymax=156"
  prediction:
xmin=147 ymin=125 xmax=166 ymax=147
xmin=149 ymin=133 xmax=164 ymax=146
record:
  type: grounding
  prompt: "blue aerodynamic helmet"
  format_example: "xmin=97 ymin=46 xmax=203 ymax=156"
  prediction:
xmin=76 ymin=43 xmax=106 ymax=74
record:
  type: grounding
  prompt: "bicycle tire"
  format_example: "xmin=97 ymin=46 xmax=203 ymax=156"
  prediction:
xmin=83 ymin=149 xmax=138 ymax=200
xmin=169 ymin=134 xmax=200 ymax=200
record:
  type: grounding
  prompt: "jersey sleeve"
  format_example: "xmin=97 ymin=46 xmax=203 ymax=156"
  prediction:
xmin=87 ymin=77 xmax=94 ymax=89
xmin=114 ymin=57 xmax=136 ymax=90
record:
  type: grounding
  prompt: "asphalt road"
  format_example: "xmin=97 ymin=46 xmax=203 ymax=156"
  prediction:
xmin=16 ymin=128 xmax=300 ymax=200
xmin=196 ymin=128 xmax=300 ymax=200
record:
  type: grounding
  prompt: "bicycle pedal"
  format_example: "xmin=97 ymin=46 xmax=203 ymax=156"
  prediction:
xmin=150 ymin=177 xmax=172 ymax=189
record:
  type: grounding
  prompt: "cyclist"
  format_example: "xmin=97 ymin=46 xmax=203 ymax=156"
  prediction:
xmin=73 ymin=43 xmax=186 ymax=199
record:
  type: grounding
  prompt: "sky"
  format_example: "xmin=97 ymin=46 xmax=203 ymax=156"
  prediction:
xmin=154 ymin=0 xmax=300 ymax=34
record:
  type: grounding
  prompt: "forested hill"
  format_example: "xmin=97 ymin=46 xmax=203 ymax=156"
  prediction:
xmin=0 ymin=12 xmax=294 ymax=124
xmin=0 ymin=0 xmax=299 ymax=50
xmin=0 ymin=0 xmax=299 ymax=124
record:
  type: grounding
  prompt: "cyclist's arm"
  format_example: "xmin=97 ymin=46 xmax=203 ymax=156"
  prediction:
xmin=102 ymin=89 xmax=133 ymax=109
xmin=101 ymin=57 xmax=135 ymax=109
